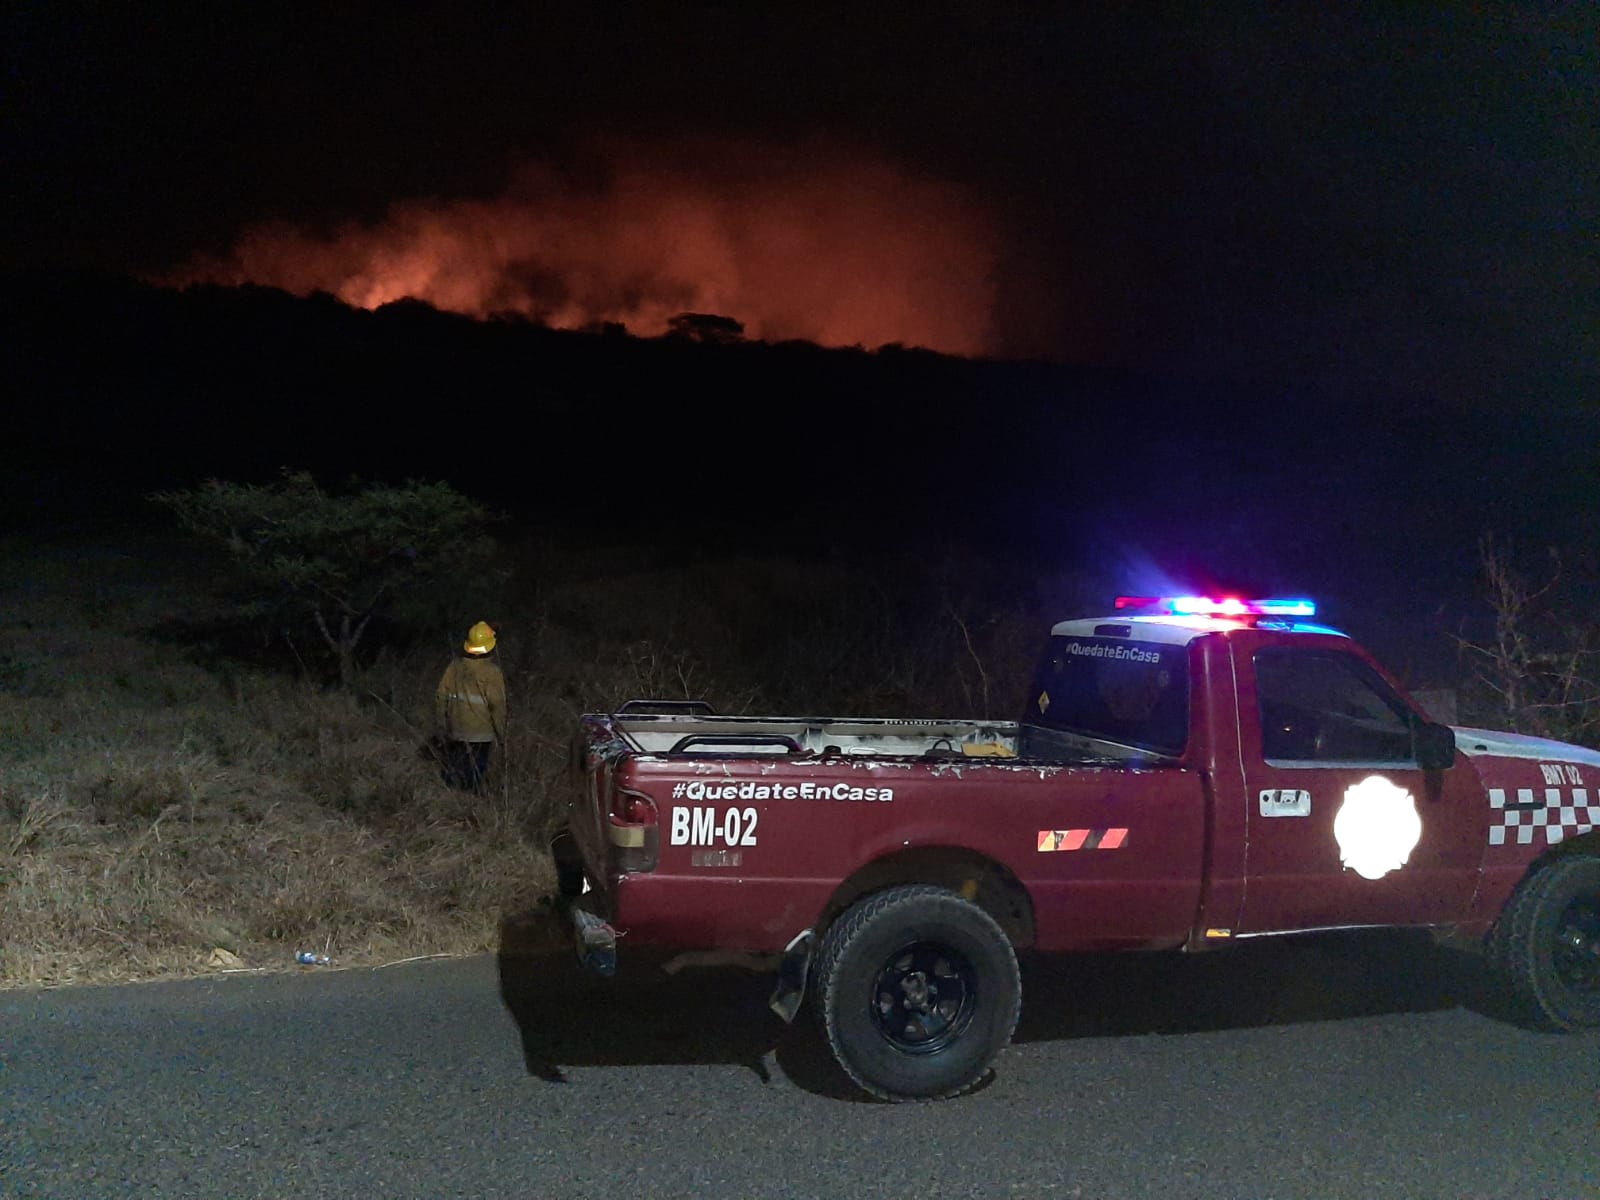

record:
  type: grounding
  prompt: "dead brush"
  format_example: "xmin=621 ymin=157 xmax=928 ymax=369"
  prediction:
xmin=4 ymin=786 xmax=71 ymax=856
xmin=1455 ymin=538 xmax=1600 ymax=749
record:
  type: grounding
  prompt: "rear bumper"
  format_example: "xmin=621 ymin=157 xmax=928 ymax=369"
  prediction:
xmin=603 ymin=872 xmax=832 ymax=956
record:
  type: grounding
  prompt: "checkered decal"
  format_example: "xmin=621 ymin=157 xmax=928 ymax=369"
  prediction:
xmin=1488 ymin=788 xmax=1597 ymax=846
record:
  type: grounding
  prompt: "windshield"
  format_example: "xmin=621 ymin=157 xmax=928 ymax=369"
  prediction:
xmin=1021 ymin=635 xmax=1190 ymax=757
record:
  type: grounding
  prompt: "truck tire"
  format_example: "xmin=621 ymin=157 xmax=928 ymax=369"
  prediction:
xmin=1496 ymin=855 xmax=1600 ymax=1030
xmin=815 ymin=884 xmax=1021 ymax=1101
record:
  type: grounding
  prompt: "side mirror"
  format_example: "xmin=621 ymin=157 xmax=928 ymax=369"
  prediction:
xmin=1413 ymin=721 xmax=1456 ymax=771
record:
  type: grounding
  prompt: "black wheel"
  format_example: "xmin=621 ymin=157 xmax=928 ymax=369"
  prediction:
xmin=815 ymin=884 xmax=1020 ymax=1101
xmin=1496 ymin=855 xmax=1600 ymax=1030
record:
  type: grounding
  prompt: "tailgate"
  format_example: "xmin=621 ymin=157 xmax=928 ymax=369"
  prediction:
xmin=564 ymin=716 xmax=635 ymax=896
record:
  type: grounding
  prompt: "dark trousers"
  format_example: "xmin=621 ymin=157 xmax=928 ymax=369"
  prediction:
xmin=442 ymin=740 xmax=494 ymax=791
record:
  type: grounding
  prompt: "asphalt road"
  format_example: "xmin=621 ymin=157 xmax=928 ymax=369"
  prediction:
xmin=2 ymin=919 xmax=1595 ymax=1200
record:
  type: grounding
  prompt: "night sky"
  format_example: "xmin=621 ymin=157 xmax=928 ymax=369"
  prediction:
xmin=7 ymin=5 xmax=1595 ymax=413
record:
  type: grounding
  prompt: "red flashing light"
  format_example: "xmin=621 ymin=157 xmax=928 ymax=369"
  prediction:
xmin=1113 ymin=595 xmax=1317 ymax=618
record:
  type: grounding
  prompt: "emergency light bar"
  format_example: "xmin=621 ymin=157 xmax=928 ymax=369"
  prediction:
xmin=1113 ymin=595 xmax=1317 ymax=617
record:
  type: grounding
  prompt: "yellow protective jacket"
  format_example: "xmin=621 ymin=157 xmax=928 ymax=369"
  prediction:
xmin=435 ymin=656 xmax=507 ymax=743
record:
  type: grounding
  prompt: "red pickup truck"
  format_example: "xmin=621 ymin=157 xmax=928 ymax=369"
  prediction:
xmin=553 ymin=595 xmax=1600 ymax=1101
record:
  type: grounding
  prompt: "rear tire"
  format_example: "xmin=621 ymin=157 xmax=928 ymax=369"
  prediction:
xmin=815 ymin=884 xmax=1020 ymax=1101
xmin=1496 ymin=855 xmax=1600 ymax=1030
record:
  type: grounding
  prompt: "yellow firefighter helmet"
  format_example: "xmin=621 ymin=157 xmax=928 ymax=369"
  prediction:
xmin=464 ymin=621 xmax=497 ymax=655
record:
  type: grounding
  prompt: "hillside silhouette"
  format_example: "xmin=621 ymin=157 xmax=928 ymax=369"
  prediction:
xmin=4 ymin=267 xmax=1595 ymax=676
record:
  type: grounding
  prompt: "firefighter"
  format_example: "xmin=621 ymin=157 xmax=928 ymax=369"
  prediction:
xmin=434 ymin=620 xmax=507 ymax=791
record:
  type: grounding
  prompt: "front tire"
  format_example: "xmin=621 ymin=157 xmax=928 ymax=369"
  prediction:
xmin=816 ymin=884 xmax=1020 ymax=1101
xmin=1496 ymin=855 xmax=1600 ymax=1030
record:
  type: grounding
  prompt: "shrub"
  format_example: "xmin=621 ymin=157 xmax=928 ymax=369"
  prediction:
xmin=152 ymin=470 xmax=499 ymax=686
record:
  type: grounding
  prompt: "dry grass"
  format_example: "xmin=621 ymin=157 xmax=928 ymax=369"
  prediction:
xmin=0 ymin=663 xmax=559 ymax=986
xmin=0 ymin=528 xmax=1071 ymax=989
xmin=0 ymin=534 xmax=560 ymax=988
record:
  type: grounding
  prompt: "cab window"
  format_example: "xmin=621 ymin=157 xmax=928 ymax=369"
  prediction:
xmin=1022 ymin=636 xmax=1189 ymax=757
xmin=1255 ymin=647 xmax=1414 ymax=765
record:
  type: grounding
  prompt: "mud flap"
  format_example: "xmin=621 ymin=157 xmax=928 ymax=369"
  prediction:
xmin=768 ymin=929 xmax=815 ymax=1023
xmin=567 ymin=903 xmax=619 ymax=977
xmin=550 ymin=830 xmax=588 ymax=899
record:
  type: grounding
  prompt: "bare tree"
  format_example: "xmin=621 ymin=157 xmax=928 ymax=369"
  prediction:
xmin=1457 ymin=537 xmax=1600 ymax=748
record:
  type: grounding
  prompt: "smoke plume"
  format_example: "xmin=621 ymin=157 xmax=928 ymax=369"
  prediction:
xmin=174 ymin=135 xmax=1001 ymax=356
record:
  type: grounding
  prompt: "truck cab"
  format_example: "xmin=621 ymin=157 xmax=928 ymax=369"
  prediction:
xmin=1025 ymin=600 xmax=1477 ymax=942
xmin=557 ymin=594 xmax=1600 ymax=1102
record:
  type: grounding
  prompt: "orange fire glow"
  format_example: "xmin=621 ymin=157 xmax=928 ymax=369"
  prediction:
xmin=173 ymin=136 xmax=1002 ymax=356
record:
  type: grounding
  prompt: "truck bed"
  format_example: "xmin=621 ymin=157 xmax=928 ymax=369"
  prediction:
xmin=604 ymin=712 xmax=1022 ymax=759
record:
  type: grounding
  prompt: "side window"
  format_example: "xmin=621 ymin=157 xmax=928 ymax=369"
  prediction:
xmin=1255 ymin=648 xmax=1414 ymax=765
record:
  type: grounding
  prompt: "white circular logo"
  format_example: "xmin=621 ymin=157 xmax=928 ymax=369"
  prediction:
xmin=1333 ymin=775 xmax=1422 ymax=880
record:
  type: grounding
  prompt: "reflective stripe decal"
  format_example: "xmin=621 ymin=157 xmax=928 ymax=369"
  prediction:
xmin=1038 ymin=827 xmax=1129 ymax=851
